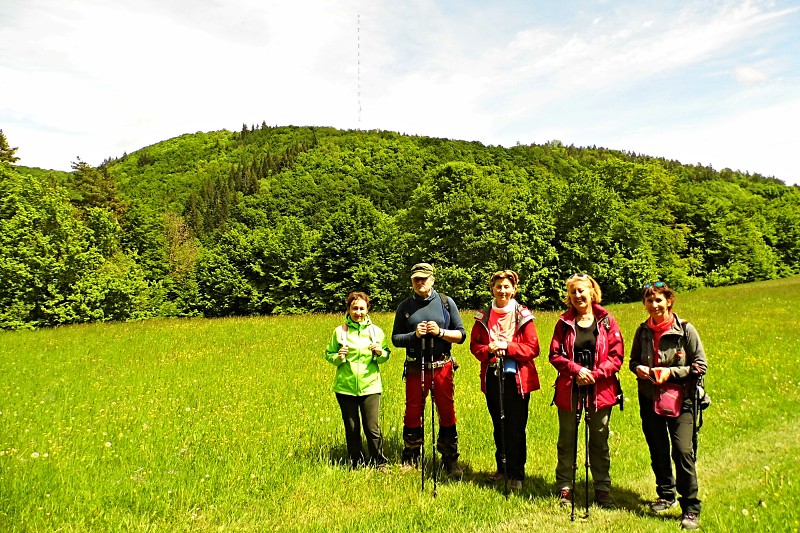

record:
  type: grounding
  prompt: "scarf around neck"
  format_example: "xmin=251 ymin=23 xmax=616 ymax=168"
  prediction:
xmin=488 ymin=299 xmax=516 ymax=342
xmin=648 ymin=314 xmax=674 ymax=364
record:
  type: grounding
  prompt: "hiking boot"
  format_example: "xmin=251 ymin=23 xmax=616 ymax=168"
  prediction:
xmin=559 ymin=488 xmax=573 ymax=507
xmin=594 ymin=490 xmax=615 ymax=509
xmin=488 ymin=471 xmax=504 ymax=483
xmin=444 ymin=459 xmax=463 ymax=477
xmin=681 ymin=512 xmax=700 ymax=530
xmin=650 ymin=498 xmax=678 ymax=513
xmin=509 ymin=479 xmax=523 ymax=491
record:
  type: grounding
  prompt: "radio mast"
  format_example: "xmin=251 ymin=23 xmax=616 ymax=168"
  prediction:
xmin=357 ymin=13 xmax=362 ymax=126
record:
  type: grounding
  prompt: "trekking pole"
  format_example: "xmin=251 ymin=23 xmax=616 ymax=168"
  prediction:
xmin=571 ymin=391 xmax=580 ymax=521
xmin=583 ymin=388 xmax=591 ymax=520
xmin=497 ymin=355 xmax=508 ymax=498
xmin=692 ymin=376 xmax=699 ymax=462
xmin=430 ymin=336 xmax=438 ymax=498
xmin=420 ymin=331 xmax=426 ymax=492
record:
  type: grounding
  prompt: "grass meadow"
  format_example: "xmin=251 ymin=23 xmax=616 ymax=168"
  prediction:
xmin=1 ymin=278 xmax=799 ymax=532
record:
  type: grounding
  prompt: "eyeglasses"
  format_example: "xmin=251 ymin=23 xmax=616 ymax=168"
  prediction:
xmin=568 ymin=273 xmax=589 ymax=281
xmin=643 ymin=281 xmax=666 ymax=289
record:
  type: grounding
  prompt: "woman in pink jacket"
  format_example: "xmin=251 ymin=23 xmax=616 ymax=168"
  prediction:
xmin=470 ymin=270 xmax=540 ymax=491
xmin=549 ymin=273 xmax=624 ymax=509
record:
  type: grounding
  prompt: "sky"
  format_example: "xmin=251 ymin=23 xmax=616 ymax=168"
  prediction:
xmin=2 ymin=0 xmax=799 ymax=185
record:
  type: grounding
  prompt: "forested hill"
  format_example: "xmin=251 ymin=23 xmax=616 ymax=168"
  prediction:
xmin=1 ymin=124 xmax=799 ymax=328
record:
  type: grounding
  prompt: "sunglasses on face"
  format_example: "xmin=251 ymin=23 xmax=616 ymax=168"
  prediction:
xmin=643 ymin=281 xmax=666 ymax=289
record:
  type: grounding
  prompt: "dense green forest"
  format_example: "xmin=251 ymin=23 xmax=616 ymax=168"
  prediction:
xmin=1 ymin=125 xmax=798 ymax=328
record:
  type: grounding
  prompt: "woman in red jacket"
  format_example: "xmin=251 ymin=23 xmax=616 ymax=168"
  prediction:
xmin=470 ymin=270 xmax=540 ymax=491
xmin=549 ymin=273 xmax=624 ymax=509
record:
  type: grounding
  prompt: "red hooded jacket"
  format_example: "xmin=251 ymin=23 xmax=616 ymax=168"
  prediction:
xmin=470 ymin=302 xmax=540 ymax=395
xmin=549 ymin=303 xmax=624 ymax=411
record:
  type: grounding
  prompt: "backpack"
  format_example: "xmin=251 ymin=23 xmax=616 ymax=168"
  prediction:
xmin=676 ymin=320 xmax=711 ymax=413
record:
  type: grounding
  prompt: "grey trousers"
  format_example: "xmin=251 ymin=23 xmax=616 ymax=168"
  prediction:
xmin=555 ymin=404 xmax=613 ymax=492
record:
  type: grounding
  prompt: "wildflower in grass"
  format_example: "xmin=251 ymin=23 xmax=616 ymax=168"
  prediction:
xmin=31 ymin=452 xmax=40 ymax=459
xmin=105 ymin=442 xmax=112 ymax=447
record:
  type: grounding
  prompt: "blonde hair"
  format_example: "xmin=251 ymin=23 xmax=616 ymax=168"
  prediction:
xmin=563 ymin=273 xmax=602 ymax=307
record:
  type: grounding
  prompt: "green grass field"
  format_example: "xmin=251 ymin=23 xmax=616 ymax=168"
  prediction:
xmin=1 ymin=278 xmax=799 ymax=532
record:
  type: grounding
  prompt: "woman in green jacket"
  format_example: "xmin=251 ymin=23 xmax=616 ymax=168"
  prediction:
xmin=325 ymin=291 xmax=391 ymax=469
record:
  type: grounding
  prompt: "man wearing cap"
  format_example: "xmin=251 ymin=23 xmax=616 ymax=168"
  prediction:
xmin=392 ymin=263 xmax=467 ymax=476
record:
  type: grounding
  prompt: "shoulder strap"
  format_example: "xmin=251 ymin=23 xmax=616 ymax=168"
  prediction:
xmin=439 ymin=293 xmax=451 ymax=326
xmin=678 ymin=319 xmax=692 ymax=365
xmin=337 ymin=324 xmax=348 ymax=346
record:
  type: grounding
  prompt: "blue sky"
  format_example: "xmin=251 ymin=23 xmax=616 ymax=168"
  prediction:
xmin=1 ymin=0 xmax=798 ymax=184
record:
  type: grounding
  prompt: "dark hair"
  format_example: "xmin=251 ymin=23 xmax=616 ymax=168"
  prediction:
xmin=346 ymin=291 xmax=371 ymax=310
xmin=642 ymin=282 xmax=676 ymax=309
xmin=489 ymin=269 xmax=519 ymax=292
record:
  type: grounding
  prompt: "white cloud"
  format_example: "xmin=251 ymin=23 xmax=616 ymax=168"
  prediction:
xmin=734 ymin=66 xmax=770 ymax=84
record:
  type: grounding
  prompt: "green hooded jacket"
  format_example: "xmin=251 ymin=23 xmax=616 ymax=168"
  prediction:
xmin=324 ymin=314 xmax=390 ymax=396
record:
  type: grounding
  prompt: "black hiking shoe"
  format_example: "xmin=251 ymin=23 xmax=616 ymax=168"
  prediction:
xmin=650 ymin=498 xmax=678 ymax=513
xmin=681 ymin=512 xmax=700 ymax=530
xmin=443 ymin=459 xmax=463 ymax=477
xmin=594 ymin=490 xmax=615 ymax=509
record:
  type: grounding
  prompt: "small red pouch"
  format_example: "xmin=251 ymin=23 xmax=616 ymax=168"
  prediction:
xmin=654 ymin=383 xmax=684 ymax=417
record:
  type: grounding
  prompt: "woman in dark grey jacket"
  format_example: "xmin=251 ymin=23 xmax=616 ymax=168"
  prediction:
xmin=629 ymin=282 xmax=707 ymax=531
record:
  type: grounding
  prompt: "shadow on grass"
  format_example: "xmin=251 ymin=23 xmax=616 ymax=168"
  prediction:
xmin=316 ymin=434 xmax=680 ymax=524
xmin=445 ymin=461 xmax=679 ymax=520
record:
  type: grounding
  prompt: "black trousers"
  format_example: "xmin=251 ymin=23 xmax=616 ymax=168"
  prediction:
xmin=485 ymin=370 xmax=529 ymax=481
xmin=336 ymin=393 xmax=387 ymax=468
xmin=638 ymin=393 xmax=701 ymax=515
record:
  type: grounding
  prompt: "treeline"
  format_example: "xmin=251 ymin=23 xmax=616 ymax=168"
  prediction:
xmin=1 ymin=126 xmax=799 ymax=328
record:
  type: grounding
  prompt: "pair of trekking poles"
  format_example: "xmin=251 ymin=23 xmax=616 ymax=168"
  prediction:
xmin=571 ymin=349 xmax=594 ymax=521
xmin=420 ymin=335 xmax=438 ymax=497
xmin=420 ymin=340 xmax=512 ymax=499
xmin=571 ymin=384 xmax=592 ymax=521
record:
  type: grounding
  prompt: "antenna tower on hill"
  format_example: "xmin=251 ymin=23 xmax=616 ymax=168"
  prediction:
xmin=358 ymin=13 xmax=362 ymax=126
